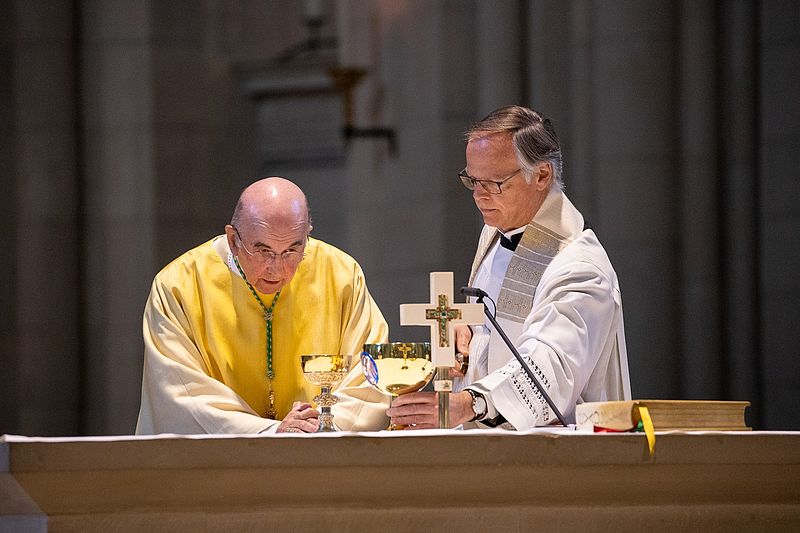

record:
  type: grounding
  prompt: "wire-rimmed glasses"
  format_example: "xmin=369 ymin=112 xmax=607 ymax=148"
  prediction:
xmin=458 ymin=168 xmax=522 ymax=194
xmin=233 ymin=227 xmax=307 ymax=266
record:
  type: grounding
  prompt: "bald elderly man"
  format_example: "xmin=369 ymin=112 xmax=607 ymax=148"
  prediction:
xmin=136 ymin=177 xmax=389 ymax=434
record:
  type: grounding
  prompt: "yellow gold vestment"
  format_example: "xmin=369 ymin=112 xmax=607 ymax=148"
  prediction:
xmin=136 ymin=235 xmax=389 ymax=434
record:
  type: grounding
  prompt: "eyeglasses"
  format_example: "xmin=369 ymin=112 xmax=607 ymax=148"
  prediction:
xmin=234 ymin=227 xmax=307 ymax=266
xmin=458 ymin=168 xmax=522 ymax=194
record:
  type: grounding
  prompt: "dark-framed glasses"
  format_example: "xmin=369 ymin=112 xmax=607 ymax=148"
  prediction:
xmin=458 ymin=168 xmax=522 ymax=194
xmin=234 ymin=227 xmax=307 ymax=266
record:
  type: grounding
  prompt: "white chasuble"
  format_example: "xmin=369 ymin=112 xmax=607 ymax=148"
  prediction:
xmin=455 ymin=189 xmax=631 ymax=430
xmin=136 ymin=235 xmax=389 ymax=435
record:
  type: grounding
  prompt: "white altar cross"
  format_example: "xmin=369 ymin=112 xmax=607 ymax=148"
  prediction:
xmin=399 ymin=272 xmax=484 ymax=367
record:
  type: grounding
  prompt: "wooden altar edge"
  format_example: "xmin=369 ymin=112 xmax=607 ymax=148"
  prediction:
xmin=4 ymin=430 xmax=799 ymax=469
xmin=2 ymin=431 xmax=799 ymax=531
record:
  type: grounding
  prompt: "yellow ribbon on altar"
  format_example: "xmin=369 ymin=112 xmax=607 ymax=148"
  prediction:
xmin=638 ymin=406 xmax=656 ymax=455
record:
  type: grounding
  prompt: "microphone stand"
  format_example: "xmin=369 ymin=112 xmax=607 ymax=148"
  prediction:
xmin=472 ymin=292 xmax=569 ymax=427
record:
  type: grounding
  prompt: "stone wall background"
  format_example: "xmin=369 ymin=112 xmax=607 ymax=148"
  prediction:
xmin=1 ymin=0 xmax=797 ymax=434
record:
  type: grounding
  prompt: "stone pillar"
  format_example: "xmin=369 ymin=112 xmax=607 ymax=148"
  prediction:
xmin=564 ymin=0 xmax=597 ymax=221
xmin=677 ymin=0 xmax=723 ymax=399
xmin=718 ymin=1 xmax=760 ymax=408
xmin=0 ymin=1 xmax=16 ymax=434
xmin=583 ymin=2 xmax=680 ymax=397
xmin=8 ymin=1 xmax=82 ymax=435
xmin=337 ymin=1 xmax=450 ymax=338
xmin=476 ymin=0 xmax=523 ymax=111
xmin=80 ymin=1 xmax=155 ymax=434
xmin=527 ymin=1 xmax=593 ymax=217
xmin=442 ymin=0 xmax=485 ymax=290
xmin=759 ymin=0 xmax=800 ymax=429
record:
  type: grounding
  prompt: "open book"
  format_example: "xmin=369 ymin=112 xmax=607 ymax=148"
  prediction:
xmin=575 ymin=399 xmax=751 ymax=432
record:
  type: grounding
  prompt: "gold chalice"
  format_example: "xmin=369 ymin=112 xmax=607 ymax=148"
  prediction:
xmin=361 ymin=342 xmax=433 ymax=430
xmin=300 ymin=354 xmax=353 ymax=432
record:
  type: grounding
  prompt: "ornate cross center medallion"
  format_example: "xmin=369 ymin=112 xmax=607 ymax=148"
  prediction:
xmin=425 ymin=295 xmax=462 ymax=347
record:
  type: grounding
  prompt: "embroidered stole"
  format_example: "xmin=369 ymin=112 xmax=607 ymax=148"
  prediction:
xmin=495 ymin=222 xmax=573 ymax=323
xmin=468 ymin=190 xmax=583 ymax=373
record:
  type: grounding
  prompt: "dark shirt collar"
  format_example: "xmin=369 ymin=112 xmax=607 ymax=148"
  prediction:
xmin=498 ymin=227 xmax=525 ymax=251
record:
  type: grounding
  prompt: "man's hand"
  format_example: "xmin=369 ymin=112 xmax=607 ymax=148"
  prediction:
xmin=450 ymin=325 xmax=474 ymax=377
xmin=277 ymin=401 xmax=320 ymax=433
xmin=387 ymin=391 xmax=474 ymax=429
xmin=455 ymin=324 xmax=472 ymax=355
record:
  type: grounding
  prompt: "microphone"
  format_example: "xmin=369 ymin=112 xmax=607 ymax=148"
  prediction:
xmin=460 ymin=286 xmax=569 ymax=427
xmin=460 ymin=286 xmax=488 ymax=299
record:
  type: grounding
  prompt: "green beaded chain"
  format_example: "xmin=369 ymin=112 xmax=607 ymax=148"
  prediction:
xmin=233 ymin=255 xmax=281 ymax=417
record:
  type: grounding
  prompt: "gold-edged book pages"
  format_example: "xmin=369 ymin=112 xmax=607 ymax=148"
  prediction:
xmin=575 ymin=400 xmax=751 ymax=432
